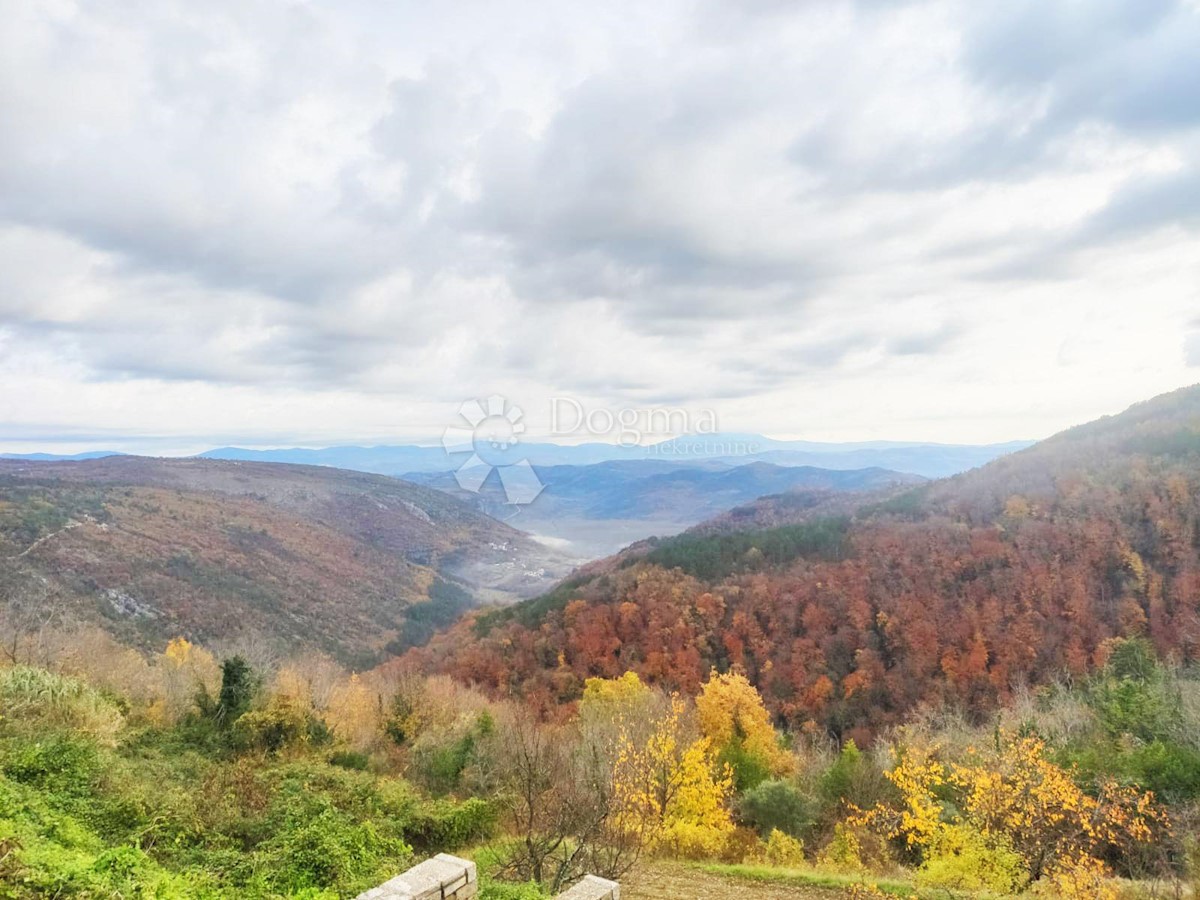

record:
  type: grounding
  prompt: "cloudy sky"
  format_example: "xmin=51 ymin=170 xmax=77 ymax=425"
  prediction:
xmin=1 ymin=0 xmax=1198 ymax=453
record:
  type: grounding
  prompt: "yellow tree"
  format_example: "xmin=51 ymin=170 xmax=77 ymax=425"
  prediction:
xmin=695 ymin=670 xmax=792 ymax=789
xmin=848 ymin=733 xmax=1167 ymax=898
xmin=950 ymin=736 xmax=1166 ymax=883
xmin=326 ymin=673 xmax=381 ymax=749
xmin=583 ymin=673 xmax=735 ymax=858
xmin=155 ymin=637 xmax=219 ymax=722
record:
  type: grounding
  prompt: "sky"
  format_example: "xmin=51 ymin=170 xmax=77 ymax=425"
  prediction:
xmin=1 ymin=0 xmax=1199 ymax=454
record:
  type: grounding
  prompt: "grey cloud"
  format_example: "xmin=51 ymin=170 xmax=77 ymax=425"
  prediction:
xmin=0 ymin=0 xmax=1197 ymax=412
xmin=1076 ymin=166 xmax=1200 ymax=243
xmin=887 ymin=324 xmax=963 ymax=358
xmin=1187 ymin=333 xmax=1200 ymax=367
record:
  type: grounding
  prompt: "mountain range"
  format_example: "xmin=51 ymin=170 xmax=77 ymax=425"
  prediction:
xmin=3 ymin=435 xmax=1030 ymax=480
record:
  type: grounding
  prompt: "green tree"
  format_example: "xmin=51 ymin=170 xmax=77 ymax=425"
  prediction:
xmin=738 ymin=779 xmax=815 ymax=840
xmin=214 ymin=656 xmax=259 ymax=727
xmin=1089 ymin=638 xmax=1182 ymax=741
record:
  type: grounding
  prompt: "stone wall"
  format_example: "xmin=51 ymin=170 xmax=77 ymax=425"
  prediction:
xmin=354 ymin=853 xmax=477 ymax=899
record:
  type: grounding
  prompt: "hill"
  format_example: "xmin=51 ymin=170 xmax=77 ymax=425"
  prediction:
xmin=408 ymin=385 xmax=1200 ymax=742
xmin=0 ymin=457 xmax=574 ymax=666
xmin=408 ymin=460 xmax=921 ymax=557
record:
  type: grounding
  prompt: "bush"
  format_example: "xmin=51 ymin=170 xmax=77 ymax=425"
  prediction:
xmin=479 ymin=877 xmax=550 ymax=899
xmin=818 ymin=821 xmax=865 ymax=872
xmin=0 ymin=666 xmax=124 ymax=742
xmin=264 ymin=808 xmax=404 ymax=891
xmin=718 ymin=739 xmax=772 ymax=793
xmin=1088 ymin=638 xmax=1182 ymax=742
xmin=259 ymin=789 xmax=411 ymax=892
xmin=329 ymin=750 xmax=370 ymax=771
xmin=759 ymin=828 xmax=806 ymax=867
xmin=235 ymin=697 xmax=310 ymax=752
xmin=738 ymin=779 xmax=815 ymax=839
xmin=406 ymin=796 xmax=498 ymax=851
xmin=2 ymin=734 xmax=101 ymax=799
xmin=818 ymin=740 xmax=888 ymax=812
xmin=916 ymin=824 xmax=1027 ymax=893
xmin=409 ymin=712 xmax=493 ymax=795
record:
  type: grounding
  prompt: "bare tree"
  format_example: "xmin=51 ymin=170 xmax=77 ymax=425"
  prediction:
xmin=0 ymin=563 xmax=66 ymax=666
xmin=482 ymin=706 xmax=647 ymax=893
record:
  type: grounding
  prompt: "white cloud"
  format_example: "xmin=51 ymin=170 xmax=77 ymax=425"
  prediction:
xmin=0 ymin=0 xmax=1197 ymax=449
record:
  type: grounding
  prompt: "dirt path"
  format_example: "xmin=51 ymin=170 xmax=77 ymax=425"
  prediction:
xmin=622 ymin=862 xmax=837 ymax=900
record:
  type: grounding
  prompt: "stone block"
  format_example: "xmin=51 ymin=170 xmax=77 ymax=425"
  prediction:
xmin=553 ymin=874 xmax=620 ymax=900
xmin=353 ymin=854 xmax=478 ymax=900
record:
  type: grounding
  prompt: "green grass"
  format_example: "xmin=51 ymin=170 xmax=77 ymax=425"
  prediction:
xmin=685 ymin=861 xmax=1030 ymax=900
xmin=690 ymin=861 xmax=919 ymax=895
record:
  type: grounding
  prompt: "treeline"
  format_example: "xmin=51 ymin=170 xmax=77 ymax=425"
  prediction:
xmin=635 ymin=517 xmax=851 ymax=581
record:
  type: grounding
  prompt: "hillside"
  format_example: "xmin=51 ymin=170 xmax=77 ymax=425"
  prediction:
xmin=408 ymin=460 xmax=921 ymax=556
xmin=0 ymin=457 xmax=574 ymax=666
xmin=410 ymin=385 xmax=1200 ymax=741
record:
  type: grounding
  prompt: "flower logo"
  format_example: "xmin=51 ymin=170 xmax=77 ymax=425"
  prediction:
xmin=442 ymin=395 xmax=544 ymax=504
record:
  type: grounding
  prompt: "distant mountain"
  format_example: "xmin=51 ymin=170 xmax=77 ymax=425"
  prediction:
xmin=4 ymin=437 xmax=1028 ymax=477
xmin=408 ymin=385 xmax=1200 ymax=742
xmin=710 ymin=442 xmax=1033 ymax=478
xmin=0 ymin=456 xmax=575 ymax=666
xmin=0 ymin=451 xmax=123 ymax=461
xmin=199 ymin=436 xmax=1028 ymax=479
xmin=408 ymin=460 xmax=922 ymax=557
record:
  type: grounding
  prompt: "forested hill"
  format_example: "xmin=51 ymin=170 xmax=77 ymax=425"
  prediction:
xmin=0 ymin=457 xmax=574 ymax=666
xmin=408 ymin=385 xmax=1200 ymax=743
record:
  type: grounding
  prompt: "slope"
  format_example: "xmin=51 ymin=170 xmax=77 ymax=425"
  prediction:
xmin=409 ymin=385 xmax=1200 ymax=742
xmin=0 ymin=457 xmax=574 ymax=666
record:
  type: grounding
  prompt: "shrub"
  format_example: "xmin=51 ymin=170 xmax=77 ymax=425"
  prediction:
xmin=406 ymin=796 xmax=498 ymax=851
xmin=916 ymin=824 xmax=1026 ymax=893
xmin=1089 ymin=638 xmax=1182 ymax=742
xmin=818 ymin=740 xmax=889 ymax=815
xmin=759 ymin=828 xmax=806 ymax=867
xmin=329 ymin=750 xmax=370 ymax=771
xmin=0 ymin=666 xmax=124 ymax=742
xmin=479 ymin=877 xmax=550 ymax=899
xmin=214 ymin=656 xmax=260 ymax=727
xmin=738 ymin=779 xmax=815 ymax=839
xmin=2 ymin=734 xmax=101 ymax=799
xmin=818 ymin=822 xmax=864 ymax=872
xmin=409 ymin=712 xmax=493 ymax=795
xmin=1037 ymin=851 xmax=1117 ymax=900
xmin=259 ymin=793 xmax=411 ymax=892
xmin=236 ymin=697 xmax=310 ymax=752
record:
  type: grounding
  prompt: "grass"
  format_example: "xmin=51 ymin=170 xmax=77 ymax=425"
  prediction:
xmin=689 ymin=861 xmax=921 ymax=896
